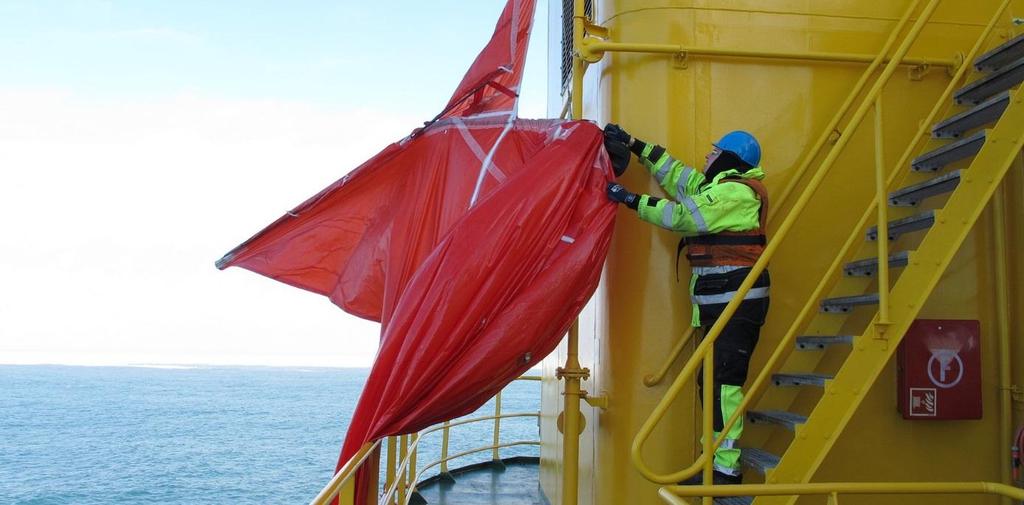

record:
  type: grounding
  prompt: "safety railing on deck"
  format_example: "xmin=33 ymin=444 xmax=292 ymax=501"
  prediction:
xmin=309 ymin=375 xmax=541 ymax=505
xmin=623 ymin=0 xmax=1013 ymax=491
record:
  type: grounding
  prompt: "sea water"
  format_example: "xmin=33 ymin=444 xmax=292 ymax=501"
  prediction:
xmin=0 ymin=365 xmax=540 ymax=504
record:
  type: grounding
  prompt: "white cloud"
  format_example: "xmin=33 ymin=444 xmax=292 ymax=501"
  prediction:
xmin=0 ymin=89 xmax=421 ymax=367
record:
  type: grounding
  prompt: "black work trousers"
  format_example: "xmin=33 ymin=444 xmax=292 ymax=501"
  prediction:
xmin=693 ymin=268 xmax=770 ymax=434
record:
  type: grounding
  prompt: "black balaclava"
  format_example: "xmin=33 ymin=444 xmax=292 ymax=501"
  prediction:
xmin=604 ymin=138 xmax=631 ymax=177
xmin=705 ymin=150 xmax=752 ymax=181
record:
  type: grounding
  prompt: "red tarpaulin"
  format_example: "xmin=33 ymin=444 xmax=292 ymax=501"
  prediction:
xmin=216 ymin=0 xmax=615 ymax=500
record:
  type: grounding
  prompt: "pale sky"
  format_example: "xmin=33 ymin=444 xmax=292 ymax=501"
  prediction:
xmin=0 ymin=0 xmax=551 ymax=367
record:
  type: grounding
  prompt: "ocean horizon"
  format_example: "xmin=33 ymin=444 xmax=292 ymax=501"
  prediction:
xmin=1 ymin=365 xmax=541 ymax=504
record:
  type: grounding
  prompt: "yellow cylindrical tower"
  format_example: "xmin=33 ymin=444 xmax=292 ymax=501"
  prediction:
xmin=542 ymin=1 xmax=1024 ymax=504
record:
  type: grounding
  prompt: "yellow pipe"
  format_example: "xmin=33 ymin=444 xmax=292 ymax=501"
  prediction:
xmin=308 ymin=441 xmax=380 ymax=505
xmin=386 ymin=436 xmax=397 ymax=505
xmin=398 ymin=435 xmax=408 ymax=505
xmin=560 ymin=319 xmax=584 ymax=505
xmin=492 ymin=391 xmax=503 ymax=461
xmin=630 ymin=0 xmax=944 ymax=484
xmin=439 ymin=422 xmax=450 ymax=474
xmin=874 ymin=96 xmax=891 ymax=326
xmin=580 ymin=39 xmax=956 ymax=68
xmin=641 ymin=0 xmax=922 ymax=389
xmin=661 ymin=481 xmax=1024 ymax=500
xmin=571 ymin=0 xmax=585 ymax=119
xmin=993 ymin=184 xmax=1014 ymax=497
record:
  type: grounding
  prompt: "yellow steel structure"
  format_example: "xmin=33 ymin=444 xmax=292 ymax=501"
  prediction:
xmin=541 ymin=0 xmax=1024 ymax=505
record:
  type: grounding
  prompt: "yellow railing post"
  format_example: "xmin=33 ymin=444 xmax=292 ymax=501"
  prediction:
xmin=440 ymin=421 xmax=451 ymax=475
xmin=386 ymin=436 xmax=397 ymax=505
xmin=557 ymin=320 xmax=588 ymax=505
xmin=409 ymin=434 xmax=418 ymax=498
xmin=702 ymin=352 xmax=714 ymax=505
xmin=874 ymin=96 xmax=892 ymax=329
xmin=398 ymin=435 xmax=408 ymax=505
xmin=492 ymin=391 xmax=503 ymax=461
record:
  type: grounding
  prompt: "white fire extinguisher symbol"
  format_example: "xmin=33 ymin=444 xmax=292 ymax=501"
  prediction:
xmin=927 ymin=349 xmax=964 ymax=389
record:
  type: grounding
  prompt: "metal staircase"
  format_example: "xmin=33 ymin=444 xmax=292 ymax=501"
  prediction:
xmin=735 ymin=31 xmax=1024 ymax=505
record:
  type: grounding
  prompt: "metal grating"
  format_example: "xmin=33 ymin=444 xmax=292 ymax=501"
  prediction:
xmin=561 ymin=0 xmax=594 ymax=96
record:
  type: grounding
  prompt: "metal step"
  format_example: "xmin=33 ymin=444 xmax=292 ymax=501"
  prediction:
xmin=796 ymin=335 xmax=856 ymax=350
xmin=844 ymin=251 xmax=911 ymax=276
xmin=955 ymin=58 xmax=1024 ymax=105
xmin=932 ymin=91 xmax=1010 ymax=138
xmin=772 ymin=373 xmax=833 ymax=387
xmin=911 ymin=130 xmax=986 ymax=171
xmin=889 ymin=170 xmax=962 ymax=206
xmin=740 ymin=447 xmax=781 ymax=475
xmin=821 ymin=293 xmax=879 ymax=313
xmin=866 ymin=210 xmax=936 ymax=241
xmin=716 ymin=498 xmax=753 ymax=505
xmin=975 ymin=33 xmax=1024 ymax=71
xmin=748 ymin=410 xmax=808 ymax=431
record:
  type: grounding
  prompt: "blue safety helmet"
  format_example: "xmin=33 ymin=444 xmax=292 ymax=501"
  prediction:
xmin=713 ymin=130 xmax=761 ymax=167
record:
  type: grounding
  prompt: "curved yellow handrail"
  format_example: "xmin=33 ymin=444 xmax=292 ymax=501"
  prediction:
xmin=630 ymin=0 xmax=946 ymax=484
xmin=643 ymin=327 xmax=696 ymax=387
xmin=658 ymin=481 xmax=1024 ymax=503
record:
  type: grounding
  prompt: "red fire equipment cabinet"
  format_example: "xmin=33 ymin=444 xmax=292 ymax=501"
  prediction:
xmin=897 ymin=319 xmax=982 ymax=420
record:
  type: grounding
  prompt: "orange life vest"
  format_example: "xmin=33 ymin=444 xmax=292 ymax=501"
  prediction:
xmin=680 ymin=178 xmax=769 ymax=268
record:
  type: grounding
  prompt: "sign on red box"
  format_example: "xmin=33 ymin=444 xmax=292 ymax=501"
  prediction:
xmin=897 ymin=320 xmax=982 ymax=420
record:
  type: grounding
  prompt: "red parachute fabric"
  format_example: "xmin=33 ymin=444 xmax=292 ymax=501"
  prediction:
xmin=216 ymin=0 xmax=616 ymax=501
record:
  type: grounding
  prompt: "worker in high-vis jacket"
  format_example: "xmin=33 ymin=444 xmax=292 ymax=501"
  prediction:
xmin=603 ymin=124 xmax=769 ymax=486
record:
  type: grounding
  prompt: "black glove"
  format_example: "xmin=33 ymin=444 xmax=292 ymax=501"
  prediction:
xmin=606 ymin=182 xmax=639 ymax=210
xmin=604 ymin=138 xmax=631 ymax=177
xmin=604 ymin=123 xmax=631 ymax=145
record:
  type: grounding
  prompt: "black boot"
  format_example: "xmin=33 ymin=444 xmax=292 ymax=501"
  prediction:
xmin=678 ymin=470 xmax=743 ymax=486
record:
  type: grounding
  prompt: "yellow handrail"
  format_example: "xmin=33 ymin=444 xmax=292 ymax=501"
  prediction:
xmin=630 ymin=0 xmax=945 ymax=484
xmin=640 ymin=0 xmax=924 ymax=388
xmin=873 ymin=95 xmax=892 ymax=327
xmin=643 ymin=326 xmax=696 ymax=387
xmin=658 ymin=481 xmax=1024 ymax=503
xmin=309 ymin=440 xmax=381 ymax=505
xmin=632 ymin=0 xmax=1012 ymax=486
xmin=580 ymin=39 xmax=956 ymax=69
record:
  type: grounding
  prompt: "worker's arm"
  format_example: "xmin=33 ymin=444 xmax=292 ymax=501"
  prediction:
xmin=634 ymin=182 xmax=761 ymax=236
xmin=602 ymin=123 xmax=706 ymax=199
xmin=632 ymin=141 xmax=706 ymax=199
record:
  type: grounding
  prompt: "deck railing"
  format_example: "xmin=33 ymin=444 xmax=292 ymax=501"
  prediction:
xmin=309 ymin=375 xmax=541 ymax=505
